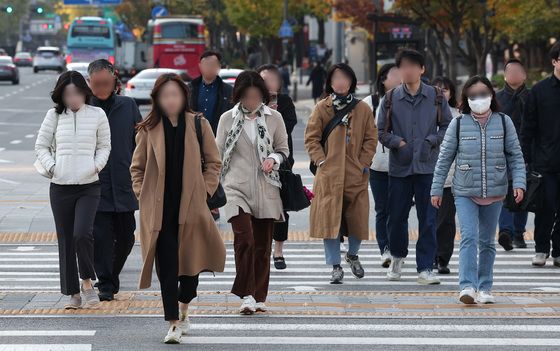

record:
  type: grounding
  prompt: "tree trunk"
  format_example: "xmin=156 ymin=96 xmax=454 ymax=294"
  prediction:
xmin=317 ymin=18 xmax=325 ymax=45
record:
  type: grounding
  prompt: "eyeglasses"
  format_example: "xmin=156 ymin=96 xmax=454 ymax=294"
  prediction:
xmin=468 ymin=93 xmax=491 ymax=100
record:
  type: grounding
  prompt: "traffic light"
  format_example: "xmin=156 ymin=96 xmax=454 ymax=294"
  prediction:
xmin=1 ymin=5 xmax=14 ymax=14
xmin=36 ymin=7 xmax=44 ymax=14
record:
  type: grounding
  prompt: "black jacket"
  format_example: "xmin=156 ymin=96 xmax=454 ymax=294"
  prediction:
xmin=277 ymin=94 xmax=298 ymax=167
xmin=496 ymin=83 xmax=529 ymax=136
xmin=91 ymin=94 xmax=142 ymax=212
xmin=521 ymin=75 xmax=560 ymax=173
xmin=188 ymin=76 xmax=233 ymax=133
xmin=306 ymin=65 xmax=327 ymax=99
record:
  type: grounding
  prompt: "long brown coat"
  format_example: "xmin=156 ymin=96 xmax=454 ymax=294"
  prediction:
xmin=130 ymin=113 xmax=226 ymax=289
xmin=304 ymin=96 xmax=378 ymax=240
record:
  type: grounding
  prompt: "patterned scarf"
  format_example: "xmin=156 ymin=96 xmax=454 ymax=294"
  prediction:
xmin=221 ymin=103 xmax=281 ymax=188
xmin=331 ymin=93 xmax=354 ymax=125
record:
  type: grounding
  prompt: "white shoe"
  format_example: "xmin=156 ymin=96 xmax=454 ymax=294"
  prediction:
xmin=417 ymin=270 xmax=441 ymax=285
xmin=340 ymin=242 xmax=347 ymax=253
xmin=255 ymin=302 xmax=267 ymax=312
xmin=380 ymin=249 xmax=392 ymax=268
xmin=179 ymin=311 xmax=190 ymax=336
xmin=532 ymin=253 xmax=547 ymax=266
xmin=239 ymin=295 xmax=256 ymax=315
xmin=459 ymin=287 xmax=477 ymax=304
xmin=163 ymin=325 xmax=182 ymax=344
xmin=387 ymin=257 xmax=403 ymax=281
xmin=477 ymin=291 xmax=496 ymax=304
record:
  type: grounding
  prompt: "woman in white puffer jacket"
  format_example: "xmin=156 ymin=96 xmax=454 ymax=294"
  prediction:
xmin=35 ymin=71 xmax=111 ymax=309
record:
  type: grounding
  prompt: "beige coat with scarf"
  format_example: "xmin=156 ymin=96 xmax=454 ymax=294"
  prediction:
xmin=304 ymin=96 xmax=378 ymax=240
xmin=130 ymin=113 xmax=226 ymax=289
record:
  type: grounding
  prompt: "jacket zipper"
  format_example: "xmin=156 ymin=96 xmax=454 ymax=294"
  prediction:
xmin=474 ymin=115 xmax=491 ymax=198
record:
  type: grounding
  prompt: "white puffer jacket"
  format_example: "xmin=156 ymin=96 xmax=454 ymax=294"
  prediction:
xmin=35 ymin=104 xmax=111 ymax=185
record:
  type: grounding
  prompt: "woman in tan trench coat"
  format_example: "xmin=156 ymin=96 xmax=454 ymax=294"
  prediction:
xmin=304 ymin=63 xmax=377 ymax=284
xmin=130 ymin=73 xmax=225 ymax=344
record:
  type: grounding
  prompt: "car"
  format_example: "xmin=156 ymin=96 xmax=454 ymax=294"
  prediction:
xmin=66 ymin=62 xmax=90 ymax=79
xmin=0 ymin=48 xmax=7 ymax=56
xmin=0 ymin=56 xmax=19 ymax=85
xmin=33 ymin=47 xmax=65 ymax=73
xmin=124 ymin=68 xmax=192 ymax=105
xmin=219 ymin=68 xmax=243 ymax=86
xmin=13 ymin=52 xmax=33 ymax=67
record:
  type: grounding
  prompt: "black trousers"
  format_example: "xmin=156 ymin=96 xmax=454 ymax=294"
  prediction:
xmin=155 ymin=218 xmax=199 ymax=321
xmin=436 ymin=187 xmax=456 ymax=266
xmin=50 ymin=182 xmax=100 ymax=296
xmin=534 ymin=172 xmax=560 ymax=257
xmin=273 ymin=211 xmax=289 ymax=242
xmin=93 ymin=211 xmax=136 ymax=294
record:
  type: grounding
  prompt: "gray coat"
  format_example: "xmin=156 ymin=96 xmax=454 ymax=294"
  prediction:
xmin=431 ymin=112 xmax=526 ymax=198
xmin=216 ymin=106 xmax=289 ymax=222
xmin=377 ymin=83 xmax=453 ymax=177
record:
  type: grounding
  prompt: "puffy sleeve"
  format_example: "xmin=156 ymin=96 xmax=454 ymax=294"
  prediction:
xmin=35 ymin=109 xmax=58 ymax=174
xmin=94 ymin=110 xmax=111 ymax=173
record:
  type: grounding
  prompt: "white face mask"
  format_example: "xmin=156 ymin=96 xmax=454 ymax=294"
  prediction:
xmin=468 ymin=96 xmax=492 ymax=114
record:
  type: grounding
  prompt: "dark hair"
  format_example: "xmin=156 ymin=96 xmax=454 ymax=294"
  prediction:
xmin=51 ymin=71 xmax=92 ymax=114
xmin=137 ymin=73 xmax=193 ymax=130
xmin=459 ymin=75 xmax=499 ymax=114
xmin=87 ymin=59 xmax=115 ymax=76
xmin=504 ymin=58 xmax=524 ymax=70
xmin=231 ymin=70 xmax=270 ymax=105
xmin=200 ymin=50 xmax=222 ymax=62
xmin=256 ymin=64 xmax=283 ymax=93
xmin=396 ymin=49 xmax=425 ymax=68
xmin=325 ymin=63 xmax=357 ymax=95
xmin=376 ymin=63 xmax=397 ymax=97
xmin=432 ymin=76 xmax=457 ymax=108
xmin=549 ymin=42 xmax=560 ymax=61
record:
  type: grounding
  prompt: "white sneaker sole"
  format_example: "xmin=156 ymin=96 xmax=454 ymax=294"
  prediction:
xmin=239 ymin=307 xmax=256 ymax=315
xmin=417 ymin=279 xmax=441 ymax=285
xmin=459 ymin=294 xmax=476 ymax=304
xmin=387 ymin=274 xmax=401 ymax=281
xmin=64 ymin=305 xmax=81 ymax=310
xmin=532 ymin=261 xmax=546 ymax=267
xmin=477 ymin=298 xmax=496 ymax=304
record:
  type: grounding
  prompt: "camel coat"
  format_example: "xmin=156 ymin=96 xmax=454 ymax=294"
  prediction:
xmin=304 ymin=96 xmax=377 ymax=240
xmin=130 ymin=113 xmax=226 ymax=289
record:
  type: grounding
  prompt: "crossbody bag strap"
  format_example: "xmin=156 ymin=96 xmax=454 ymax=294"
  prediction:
xmin=320 ymin=98 xmax=358 ymax=147
xmin=194 ymin=113 xmax=205 ymax=168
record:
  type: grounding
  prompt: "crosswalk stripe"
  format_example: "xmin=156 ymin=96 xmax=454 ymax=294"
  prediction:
xmin=0 ymin=345 xmax=91 ymax=351
xmin=0 ymin=331 xmax=95 ymax=336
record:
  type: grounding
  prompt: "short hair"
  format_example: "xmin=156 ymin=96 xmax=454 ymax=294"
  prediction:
xmin=231 ymin=70 xmax=270 ymax=105
xmin=324 ymin=63 xmax=357 ymax=95
xmin=200 ymin=50 xmax=222 ymax=62
xmin=396 ymin=49 xmax=425 ymax=68
xmin=550 ymin=41 xmax=560 ymax=61
xmin=504 ymin=58 xmax=524 ymax=70
xmin=256 ymin=64 xmax=283 ymax=92
xmin=51 ymin=71 xmax=93 ymax=114
xmin=87 ymin=59 xmax=115 ymax=76
xmin=376 ymin=63 xmax=397 ymax=97
xmin=459 ymin=75 xmax=500 ymax=114
xmin=432 ymin=76 xmax=457 ymax=108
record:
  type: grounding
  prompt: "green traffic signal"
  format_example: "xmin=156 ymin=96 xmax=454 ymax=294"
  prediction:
xmin=36 ymin=7 xmax=44 ymax=14
xmin=5 ymin=6 xmax=13 ymax=14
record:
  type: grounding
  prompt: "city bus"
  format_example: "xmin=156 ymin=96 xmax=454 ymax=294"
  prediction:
xmin=139 ymin=16 xmax=206 ymax=78
xmin=66 ymin=17 xmax=116 ymax=65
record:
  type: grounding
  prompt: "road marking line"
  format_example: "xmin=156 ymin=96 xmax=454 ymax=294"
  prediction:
xmin=0 ymin=345 xmax=91 ymax=351
xmin=0 ymin=178 xmax=19 ymax=185
xmin=0 ymin=265 xmax=59 ymax=268
xmin=0 ymin=272 xmax=58 ymax=276
xmin=0 ymin=159 xmax=13 ymax=164
xmin=0 ymin=330 xmax=95 ymax=336
xmin=24 ymin=134 xmax=34 ymax=138
xmin=9 ymin=140 xmax=22 ymax=144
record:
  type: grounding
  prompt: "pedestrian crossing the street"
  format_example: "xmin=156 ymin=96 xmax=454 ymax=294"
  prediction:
xmin=0 ymin=241 xmax=558 ymax=292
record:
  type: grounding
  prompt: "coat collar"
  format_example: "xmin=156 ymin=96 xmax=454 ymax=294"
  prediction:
xmin=63 ymin=103 xmax=87 ymax=115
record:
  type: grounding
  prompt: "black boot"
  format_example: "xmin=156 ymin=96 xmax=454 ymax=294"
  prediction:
xmin=498 ymin=231 xmax=513 ymax=251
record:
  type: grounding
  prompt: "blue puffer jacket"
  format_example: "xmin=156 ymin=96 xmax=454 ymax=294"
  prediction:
xmin=431 ymin=112 xmax=526 ymax=198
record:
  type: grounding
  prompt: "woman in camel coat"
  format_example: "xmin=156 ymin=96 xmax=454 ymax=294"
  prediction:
xmin=305 ymin=63 xmax=377 ymax=284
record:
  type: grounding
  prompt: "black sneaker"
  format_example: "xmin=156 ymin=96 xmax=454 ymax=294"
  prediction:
xmin=498 ymin=231 xmax=513 ymax=251
xmin=437 ymin=263 xmax=450 ymax=274
xmin=513 ymin=236 xmax=527 ymax=248
xmin=330 ymin=266 xmax=344 ymax=284
xmin=273 ymin=256 xmax=287 ymax=270
xmin=345 ymin=253 xmax=364 ymax=279
xmin=98 ymin=291 xmax=114 ymax=302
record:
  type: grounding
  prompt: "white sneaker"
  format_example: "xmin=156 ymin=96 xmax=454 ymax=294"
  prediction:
xmin=163 ymin=325 xmax=182 ymax=344
xmin=459 ymin=287 xmax=477 ymax=304
xmin=239 ymin=295 xmax=256 ymax=315
xmin=179 ymin=311 xmax=190 ymax=336
xmin=417 ymin=270 xmax=441 ymax=285
xmin=340 ymin=242 xmax=347 ymax=253
xmin=477 ymin=291 xmax=496 ymax=304
xmin=532 ymin=253 xmax=547 ymax=266
xmin=380 ymin=249 xmax=392 ymax=268
xmin=255 ymin=302 xmax=267 ymax=312
xmin=387 ymin=257 xmax=403 ymax=281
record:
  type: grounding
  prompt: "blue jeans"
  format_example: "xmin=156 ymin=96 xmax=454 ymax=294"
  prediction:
xmin=455 ymin=196 xmax=502 ymax=292
xmin=324 ymin=233 xmax=362 ymax=266
xmin=498 ymin=205 xmax=528 ymax=239
xmin=388 ymin=174 xmax=437 ymax=272
xmin=369 ymin=170 xmax=390 ymax=253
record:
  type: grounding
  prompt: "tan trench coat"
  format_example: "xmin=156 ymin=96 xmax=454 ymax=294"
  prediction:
xmin=304 ymin=96 xmax=378 ymax=240
xmin=130 ymin=113 xmax=226 ymax=289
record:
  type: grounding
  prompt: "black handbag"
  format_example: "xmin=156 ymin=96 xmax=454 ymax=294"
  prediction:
xmin=309 ymin=99 xmax=358 ymax=175
xmin=195 ymin=115 xmax=227 ymax=210
xmin=278 ymin=156 xmax=311 ymax=212
xmin=504 ymin=171 xmax=543 ymax=213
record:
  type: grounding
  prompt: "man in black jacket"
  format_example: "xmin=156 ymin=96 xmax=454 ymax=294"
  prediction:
xmin=88 ymin=59 xmax=142 ymax=301
xmin=188 ymin=50 xmax=233 ymax=134
xmin=522 ymin=43 xmax=560 ymax=267
xmin=496 ymin=59 xmax=530 ymax=251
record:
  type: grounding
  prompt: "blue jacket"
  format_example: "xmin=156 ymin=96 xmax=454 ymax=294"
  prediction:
xmin=377 ymin=83 xmax=452 ymax=177
xmin=431 ymin=112 xmax=526 ymax=198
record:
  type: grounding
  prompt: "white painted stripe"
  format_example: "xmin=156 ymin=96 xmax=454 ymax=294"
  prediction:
xmin=9 ymin=140 xmax=22 ymax=144
xmin=0 ymin=345 xmax=91 ymax=351
xmin=190 ymin=323 xmax=560 ymax=332
xmin=0 ymin=253 xmax=58 ymax=256
xmin=0 ymin=272 xmax=58 ymax=276
xmin=0 ymin=330 xmax=95 ymax=336
xmin=0 ymin=258 xmax=58 ymax=262
xmin=24 ymin=134 xmax=34 ymax=138
xmin=0 ymin=265 xmax=59 ymax=269
xmin=0 ymin=178 xmax=19 ymax=185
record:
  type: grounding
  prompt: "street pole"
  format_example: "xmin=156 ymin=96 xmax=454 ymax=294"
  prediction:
xmin=370 ymin=0 xmax=381 ymax=93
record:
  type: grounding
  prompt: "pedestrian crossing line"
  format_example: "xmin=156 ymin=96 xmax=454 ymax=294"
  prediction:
xmin=0 ymin=330 xmax=95 ymax=336
xmin=0 ymin=345 xmax=91 ymax=351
